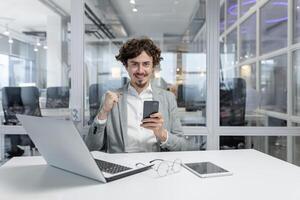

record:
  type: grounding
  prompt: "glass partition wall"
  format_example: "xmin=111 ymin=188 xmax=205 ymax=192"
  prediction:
xmin=82 ymin=0 xmax=208 ymax=150
xmin=1 ymin=0 xmax=300 ymax=166
xmin=0 ymin=0 xmax=71 ymax=159
xmin=220 ymin=0 xmax=300 ymax=163
xmin=75 ymin=0 xmax=300 ymax=165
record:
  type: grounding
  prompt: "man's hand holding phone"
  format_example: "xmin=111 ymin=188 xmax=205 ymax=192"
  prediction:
xmin=141 ymin=112 xmax=168 ymax=142
xmin=141 ymin=101 xmax=167 ymax=142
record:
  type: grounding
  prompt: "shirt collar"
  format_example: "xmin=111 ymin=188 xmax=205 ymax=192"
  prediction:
xmin=128 ymin=82 xmax=153 ymax=96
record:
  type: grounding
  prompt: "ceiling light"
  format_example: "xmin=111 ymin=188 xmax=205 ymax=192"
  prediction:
xmin=34 ymin=46 xmax=38 ymax=52
xmin=3 ymin=30 xmax=10 ymax=36
xmin=43 ymin=41 xmax=48 ymax=49
xmin=297 ymin=6 xmax=300 ymax=9
xmin=132 ymin=7 xmax=138 ymax=12
xmin=8 ymin=37 xmax=13 ymax=44
xmin=3 ymin=24 xmax=10 ymax=36
xmin=130 ymin=0 xmax=136 ymax=4
xmin=36 ymin=38 xmax=41 ymax=46
xmin=200 ymin=72 xmax=205 ymax=77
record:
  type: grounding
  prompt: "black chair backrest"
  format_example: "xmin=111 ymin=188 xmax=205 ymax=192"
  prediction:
xmin=2 ymin=86 xmax=41 ymax=125
xmin=177 ymin=84 xmax=185 ymax=107
xmin=219 ymin=78 xmax=246 ymax=149
xmin=88 ymin=84 xmax=107 ymax=124
xmin=220 ymin=78 xmax=246 ymax=126
xmin=46 ymin=87 xmax=70 ymax=108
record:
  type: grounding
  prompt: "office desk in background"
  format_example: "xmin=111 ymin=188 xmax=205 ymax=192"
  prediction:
xmin=0 ymin=109 xmax=71 ymax=160
xmin=1 ymin=149 xmax=300 ymax=200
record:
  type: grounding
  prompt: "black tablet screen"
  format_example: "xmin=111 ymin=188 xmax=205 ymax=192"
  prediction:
xmin=185 ymin=162 xmax=228 ymax=174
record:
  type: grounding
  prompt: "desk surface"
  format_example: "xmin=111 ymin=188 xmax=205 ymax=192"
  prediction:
xmin=0 ymin=149 xmax=300 ymax=200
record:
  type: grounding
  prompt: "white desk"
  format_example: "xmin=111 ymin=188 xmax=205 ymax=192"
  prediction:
xmin=1 ymin=149 xmax=300 ymax=200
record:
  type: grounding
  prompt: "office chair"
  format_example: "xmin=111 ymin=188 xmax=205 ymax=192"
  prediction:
xmin=219 ymin=78 xmax=246 ymax=149
xmin=2 ymin=87 xmax=24 ymax=125
xmin=176 ymin=84 xmax=185 ymax=107
xmin=21 ymin=87 xmax=42 ymax=116
xmin=2 ymin=86 xmax=42 ymax=157
xmin=176 ymin=84 xmax=206 ymax=111
xmin=46 ymin=87 xmax=70 ymax=108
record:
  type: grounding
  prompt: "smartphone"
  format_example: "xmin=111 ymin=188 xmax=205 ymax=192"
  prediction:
xmin=143 ymin=101 xmax=159 ymax=119
xmin=182 ymin=162 xmax=233 ymax=178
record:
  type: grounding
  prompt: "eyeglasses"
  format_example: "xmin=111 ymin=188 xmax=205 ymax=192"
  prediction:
xmin=136 ymin=158 xmax=182 ymax=177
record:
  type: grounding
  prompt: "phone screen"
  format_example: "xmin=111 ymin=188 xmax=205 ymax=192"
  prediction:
xmin=143 ymin=101 xmax=159 ymax=119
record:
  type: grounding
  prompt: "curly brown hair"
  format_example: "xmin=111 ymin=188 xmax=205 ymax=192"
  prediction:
xmin=115 ymin=37 xmax=163 ymax=67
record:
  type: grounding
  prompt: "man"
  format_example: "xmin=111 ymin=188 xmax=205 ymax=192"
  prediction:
xmin=86 ymin=37 xmax=191 ymax=153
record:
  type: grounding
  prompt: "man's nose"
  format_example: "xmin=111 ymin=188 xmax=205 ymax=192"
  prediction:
xmin=137 ymin=65 xmax=144 ymax=73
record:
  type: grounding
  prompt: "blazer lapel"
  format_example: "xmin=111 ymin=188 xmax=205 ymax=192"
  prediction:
xmin=117 ymin=84 xmax=128 ymax=152
xmin=152 ymin=86 xmax=163 ymax=114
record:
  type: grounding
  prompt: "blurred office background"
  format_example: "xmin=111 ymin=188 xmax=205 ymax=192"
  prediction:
xmin=0 ymin=0 xmax=300 ymax=166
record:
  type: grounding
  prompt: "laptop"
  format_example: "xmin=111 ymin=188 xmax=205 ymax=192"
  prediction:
xmin=16 ymin=114 xmax=152 ymax=183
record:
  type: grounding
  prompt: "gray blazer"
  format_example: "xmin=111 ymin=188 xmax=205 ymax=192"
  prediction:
xmin=85 ymin=83 xmax=191 ymax=153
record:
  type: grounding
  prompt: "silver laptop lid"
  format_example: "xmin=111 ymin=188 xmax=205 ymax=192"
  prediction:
xmin=17 ymin=114 xmax=106 ymax=183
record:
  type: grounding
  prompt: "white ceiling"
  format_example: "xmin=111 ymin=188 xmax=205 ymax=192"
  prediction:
xmin=51 ymin=0 xmax=71 ymax=13
xmin=0 ymin=0 xmax=58 ymax=32
xmin=0 ymin=0 xmax=200 ymax=39
xmin=110 ymin=0 xmax=200 ymax=37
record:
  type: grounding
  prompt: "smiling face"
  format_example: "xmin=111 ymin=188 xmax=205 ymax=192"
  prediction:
xmin=126 ymin=51 xmax=154 ymax=93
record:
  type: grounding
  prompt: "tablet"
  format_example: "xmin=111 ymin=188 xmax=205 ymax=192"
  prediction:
xmin=183 ymin=162 xmax=233 ymax=178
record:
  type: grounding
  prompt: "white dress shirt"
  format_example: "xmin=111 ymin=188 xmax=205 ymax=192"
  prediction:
xmin=95 ymin=83 xmax=168 ymax=152
xmin=125 ymin=84 xmax=157 ymax=152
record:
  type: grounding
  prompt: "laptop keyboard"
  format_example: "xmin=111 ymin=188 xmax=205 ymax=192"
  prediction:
xmin=95 ymin=159 xmax=132 ymax=174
